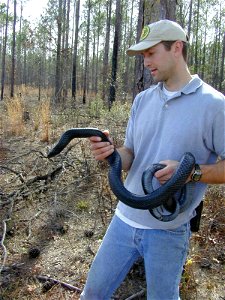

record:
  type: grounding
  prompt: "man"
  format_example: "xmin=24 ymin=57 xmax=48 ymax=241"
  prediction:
xmin=80 ymin=20 xmax=225 ymax=300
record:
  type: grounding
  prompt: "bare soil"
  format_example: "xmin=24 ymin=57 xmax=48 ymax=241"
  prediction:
xmin=0 ymin=99 xmax=224 ymax=300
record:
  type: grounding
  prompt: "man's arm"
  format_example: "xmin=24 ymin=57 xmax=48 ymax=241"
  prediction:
xmin=155 ymin=159 xmax=225 ymax=185
xmin=117 ymin=146 xmax=134 ymax=171
xmin=199 ymin=160 xmax=225 ymax=184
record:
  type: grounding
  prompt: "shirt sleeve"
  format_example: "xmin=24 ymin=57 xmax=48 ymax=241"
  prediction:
xmin=212 ymin=108 xmax=225 ymax=159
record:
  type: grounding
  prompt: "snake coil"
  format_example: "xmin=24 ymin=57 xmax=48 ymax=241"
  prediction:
xmin=47 ymin=128 xmax=196 ymax=222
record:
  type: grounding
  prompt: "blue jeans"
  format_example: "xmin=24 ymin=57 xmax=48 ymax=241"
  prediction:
xmin=80 ymin=215 xmax=191 ymax=300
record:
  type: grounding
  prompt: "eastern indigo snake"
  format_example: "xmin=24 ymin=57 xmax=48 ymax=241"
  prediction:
xmin=47 ymin=128 xmax=195 ymax=222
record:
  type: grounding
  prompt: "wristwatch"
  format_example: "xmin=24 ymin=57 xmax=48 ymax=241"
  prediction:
xmin=191 ymin=164 xmax=202 ymax=182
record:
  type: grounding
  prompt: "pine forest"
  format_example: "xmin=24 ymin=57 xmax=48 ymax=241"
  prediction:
xmin=0 ymin=0 xmax=224 ymax=104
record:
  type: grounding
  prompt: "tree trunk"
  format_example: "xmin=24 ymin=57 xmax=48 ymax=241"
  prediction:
xmin=91 ymin=33 xmax=96 ymax=93
xmin=219 ymin=32 xmax=225 ymax=93
xmin=133 ymin=0 xmax=177 ymax=98
xmin=18 ymin=1 xmax=23 ymax=85
xmin=72 ymin=0 xmax=80 ymax=102
xmin=108 ymin=0 xmax=122 ymax=109
xmin=187 ymin=0 xmax=192 ymax=40
xmin=1 ymin=0 xmax=9 ymax=101
xmin=10 ymin=0 xmax=17 ymax=98
xmin=55 ymin=0 xmax=63 ymax=103
xmin=194 ymin=0 xmax=200 ymax=74
xmin=123 ymin=0 xmax=134 ymax=94
xmin=160 ymin=0 xmax=176 ymax=20
xmin=23 ymin=46 xmax=27 ymax=86
xmin=214 ymin=4 xmax=222 ymax=89
xmin=82 ymin=0 xmax=91 ymax=104
xmin=133 ymin=0 xmax=144 ymax=99
xmin=200 ymin=10 xmax=207 ymax=80
xmin=94 ymin=2 xmax=101 ymax=95
xmin=102 ymin=0 xmax=112 ymax=103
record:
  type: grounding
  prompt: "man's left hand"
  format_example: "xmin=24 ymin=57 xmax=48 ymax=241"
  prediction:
xmin=154 ymin=160 xmax=179 ymax=185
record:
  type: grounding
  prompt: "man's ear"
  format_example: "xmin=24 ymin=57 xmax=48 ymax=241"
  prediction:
xmin=173 ymin=40 xmax=183 ymax=57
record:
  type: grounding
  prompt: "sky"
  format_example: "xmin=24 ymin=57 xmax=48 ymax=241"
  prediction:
xmin=4 ymin=0 xmax=85 ymax=22
xmin=2 ymin=0 xmax=49 ymax=21
xmin=22 ymin=0 xmax=49 ymax=20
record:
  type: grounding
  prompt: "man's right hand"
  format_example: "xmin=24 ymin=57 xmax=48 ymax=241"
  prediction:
xmin=89 ymin=130 xmax=115 ymax=161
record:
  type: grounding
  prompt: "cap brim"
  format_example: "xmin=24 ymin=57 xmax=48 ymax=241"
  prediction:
xmin=126 ymin=40 xmax=161 ymax=56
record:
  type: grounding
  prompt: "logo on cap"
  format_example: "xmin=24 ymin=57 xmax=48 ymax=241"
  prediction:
xmin=140 ymin=26 xmax=150 ymax=41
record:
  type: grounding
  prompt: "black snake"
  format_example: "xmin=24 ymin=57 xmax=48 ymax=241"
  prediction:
xmin=47 ymin=128 xmax=195 ymax=222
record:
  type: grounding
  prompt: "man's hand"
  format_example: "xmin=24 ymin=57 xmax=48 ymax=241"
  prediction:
xmin=89 ymin=130 xmax=114 ymax=161
xmin=154 ymin=160 xmax=179 ymax=185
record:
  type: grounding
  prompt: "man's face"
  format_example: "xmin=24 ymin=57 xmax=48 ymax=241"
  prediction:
xmin=142 ymin=43 xmax=176 ymax=83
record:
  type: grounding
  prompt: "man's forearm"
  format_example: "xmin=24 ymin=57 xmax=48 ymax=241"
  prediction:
xmin=200 ymin=159 xmax=225 ymax=184
xmin=117 ymin=146 xmax=134 ymax=172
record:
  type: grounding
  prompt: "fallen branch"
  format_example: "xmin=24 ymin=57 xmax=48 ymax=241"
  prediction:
xmin=0 ymin=165 xmax=63 ymax=209
xmin=7 ymin=148 xmax=46 ymax=163
xmin=0 ymin=165 xmax=25 ymax=183
xmin=0 ymin=199 xmax=14 ymax=275
xmin=0 ymin=191 xmax=11 ymax=207
xmin=26 ymin=165 xmax=63 ymax=184
xmin=26 ymin=210 xmax=43 ymax=239
xmin=0 ymin=219 xmax=8 ymax=275
xmin=125 ymin=288 xmax=146 ymax=300
xmin=0 ymin=262 xmax=25 ymax=274
xmin=36 ymin=275 xmax=82 ymax=293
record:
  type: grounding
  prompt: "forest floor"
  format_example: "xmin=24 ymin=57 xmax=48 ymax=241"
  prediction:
xmin=0 ymin=93 xmax=224 ymax=300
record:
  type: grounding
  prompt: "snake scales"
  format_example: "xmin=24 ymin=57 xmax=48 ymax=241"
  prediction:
xmin=47 ymin=128 xmax=195 ymax=222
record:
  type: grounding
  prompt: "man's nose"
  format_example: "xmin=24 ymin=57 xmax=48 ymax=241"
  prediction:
xmin=144 ymin=56 xmax=151 ymax=68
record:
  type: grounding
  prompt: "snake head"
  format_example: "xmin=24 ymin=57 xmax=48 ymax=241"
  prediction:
xmin=47 ymin=128 xmax=111 ymax=158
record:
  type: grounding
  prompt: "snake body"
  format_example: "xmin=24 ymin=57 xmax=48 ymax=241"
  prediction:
xmin=48 ymin=128 xmax=195 ymax=221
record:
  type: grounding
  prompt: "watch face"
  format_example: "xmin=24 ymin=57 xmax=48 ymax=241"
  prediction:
xmin=192 ymin=173 xmax=201 ymax=181
xmin=192 ymin=167 xmax=202 ymax=182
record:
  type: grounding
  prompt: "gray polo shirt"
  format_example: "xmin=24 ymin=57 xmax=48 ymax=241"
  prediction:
xmin=116 ymin=75 xmax=225 ymax=229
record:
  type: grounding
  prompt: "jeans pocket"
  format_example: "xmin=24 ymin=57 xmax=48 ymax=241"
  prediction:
xmin=166 ymin=223 xmax=190 ymax=235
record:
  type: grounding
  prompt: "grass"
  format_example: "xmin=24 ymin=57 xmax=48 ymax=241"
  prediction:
xmin=76 ymin=200 xmax=90 ymax=211
xmin=38 ymin=100 xmax=51 ymax=143
xmin=5 ymin=96 xmax=25 ymax=136
xmin=3 ymin=93 xmax=52 ymax=143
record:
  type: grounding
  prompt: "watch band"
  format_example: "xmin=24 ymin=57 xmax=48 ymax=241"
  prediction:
xmin=191 ymin=164 xmax=202 ymax=182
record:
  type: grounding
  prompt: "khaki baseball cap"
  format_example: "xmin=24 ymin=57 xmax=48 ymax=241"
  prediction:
xmin=127 ymin=19 xmax=188 ymax=56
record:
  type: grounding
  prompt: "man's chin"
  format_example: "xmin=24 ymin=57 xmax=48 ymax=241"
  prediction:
xmin=152 ymin=76 xmax=160 ymax=84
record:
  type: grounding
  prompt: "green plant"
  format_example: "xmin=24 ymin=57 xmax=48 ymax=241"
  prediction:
xmin=76 ymin=200 xmax=89 ymax=211
xmin=180 ymin=258 xmax=197 ymax=299
xmin=89 ymin=97 xmax=105 ymax=118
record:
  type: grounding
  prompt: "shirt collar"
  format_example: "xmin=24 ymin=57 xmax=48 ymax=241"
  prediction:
xmin=155 ymin=74 xmax=203 ymax=95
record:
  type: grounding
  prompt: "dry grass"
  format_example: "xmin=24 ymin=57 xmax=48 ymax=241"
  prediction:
xmin=38 ymin=100 xmax=51 ymax=143
xmin=3 ymin=94 xmax=52 ymax=143
xmin=4 ymin=96 xmax=25 ymax=136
